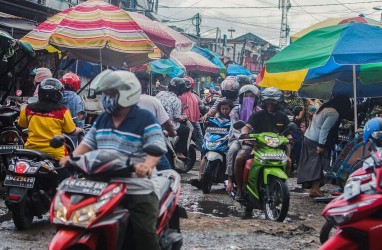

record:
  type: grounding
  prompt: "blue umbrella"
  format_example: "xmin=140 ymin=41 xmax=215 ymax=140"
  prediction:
xmin=227 ymin=64 xmax=251 ymax=76
xmin=191 ymin=46 xmax=226 ymax=74
xmin=148 ymin=59 xmax=185 ymax=77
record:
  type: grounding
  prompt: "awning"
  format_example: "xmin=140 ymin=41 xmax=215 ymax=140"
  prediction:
xmin=0 ymin=12 xmax=36 ymax=31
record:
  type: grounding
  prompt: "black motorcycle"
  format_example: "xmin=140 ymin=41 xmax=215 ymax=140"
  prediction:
xmin=0 ymin=105 xmax=24 ymax=181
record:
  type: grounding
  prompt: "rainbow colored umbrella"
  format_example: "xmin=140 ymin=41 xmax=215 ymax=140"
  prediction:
xmin=20 ymin=0 xmax=155 ymax=67
xmin=257 ymin=22 xmax=382 ymax=129
xmin=291 ymin=15 xmax=381 ymax=42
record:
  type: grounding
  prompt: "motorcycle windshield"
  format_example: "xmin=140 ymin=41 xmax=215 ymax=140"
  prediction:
xmin=76 ymin=150 xmax=134 ymax=177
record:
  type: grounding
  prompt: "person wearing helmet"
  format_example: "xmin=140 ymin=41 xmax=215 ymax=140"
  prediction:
xmin=297 ymin=95 xmax=352 ymax=198
xmin=225 ymin=84 xmax=261 ymax=193
xmin=236 ymin=75 xmax=251 ymax=88
xmin=179 ymin=76 xmax=204 ymax=153
xmin=233 ymin=87 xmax=293 ymax=201
xmin=135 ymin=71 xmax=175 ymax=171
xmin=60 ymin=72 xmax=85 ymax=129
xmin=18 ymin=78 xmax=83 ymax=173
xmin=200 ymin=76 xmax=240 ymax=122
xmin=156 ymin=77 xmax=191 ymax=160
xmin=60 ymin=70 xmax=167 ymax=250
xmin=32 ymin=67 xmax=52 ymax=97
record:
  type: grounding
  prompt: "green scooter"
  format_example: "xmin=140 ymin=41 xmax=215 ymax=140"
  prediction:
xmin=229 ymin=121 xmax=295 ymax=222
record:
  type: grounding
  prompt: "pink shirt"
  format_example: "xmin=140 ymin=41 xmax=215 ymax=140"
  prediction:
xmin=179 ymin=92 xmax=200 ymax=123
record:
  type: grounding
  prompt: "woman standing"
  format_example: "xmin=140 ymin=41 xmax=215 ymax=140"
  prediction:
xmin=297 ymin=95 xmax=352 ymax=197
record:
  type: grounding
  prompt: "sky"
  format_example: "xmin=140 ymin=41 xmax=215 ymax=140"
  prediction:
xmin=155 ymin=0 xmax=382 ymax=46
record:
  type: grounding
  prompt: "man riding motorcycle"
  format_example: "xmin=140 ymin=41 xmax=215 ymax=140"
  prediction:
xmin=233 ymin=87 xmax=293 ymax=201
xmin=59 ymin=70 xmax=167 ymax=250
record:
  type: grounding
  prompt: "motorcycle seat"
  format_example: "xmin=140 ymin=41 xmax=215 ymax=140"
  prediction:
xmin=13 ymin=149 xmax=56 ymax=161
xmin=152 ymin=175 xmax=172 ymax=200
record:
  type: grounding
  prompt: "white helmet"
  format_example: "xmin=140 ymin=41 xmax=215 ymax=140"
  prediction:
xmin=91 ymin=70 xmax=142 ymax=107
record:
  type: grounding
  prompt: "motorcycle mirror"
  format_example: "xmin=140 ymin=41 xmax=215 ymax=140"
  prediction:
xmin=233 ymin=120 xmax=246 ymax=130
xmin=50 ymin=135 xmax=66 ymax=148
xmin=76 ymin=111 xmax=87 ymax=121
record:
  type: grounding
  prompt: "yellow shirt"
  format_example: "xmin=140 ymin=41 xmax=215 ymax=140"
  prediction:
xmin=18 ymin=106 xmax=76 ymax=160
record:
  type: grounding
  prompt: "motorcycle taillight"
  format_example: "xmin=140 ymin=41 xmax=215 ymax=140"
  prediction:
xmin=15 ymin=162 xmax=29 ymax=174
xmin=1 ymin=131 xmax=19 ymax=143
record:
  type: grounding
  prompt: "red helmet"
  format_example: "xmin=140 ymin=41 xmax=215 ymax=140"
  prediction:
xmin=60 ymin=72 xmax=81 ymax=92
xmin=184 ymin=76 xmax=195 ymax=89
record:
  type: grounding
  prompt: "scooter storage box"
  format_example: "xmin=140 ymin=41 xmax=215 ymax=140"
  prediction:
xmin=0 ymin=108 xmax=19 ymax=127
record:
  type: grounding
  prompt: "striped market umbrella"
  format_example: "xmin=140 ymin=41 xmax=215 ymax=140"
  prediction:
xmin=170 ymin=49 xmax=220 ymax=75
xmin=20 ymin=0 xmax=155 ymax=67
xmin=291 ymin=15 xmax=381 ymax=42
xmin=128 ymin=12 xmax=193 ymax=55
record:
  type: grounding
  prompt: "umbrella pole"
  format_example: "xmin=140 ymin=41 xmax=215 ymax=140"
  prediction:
xmin=353 ymin=64 xmax=358 ymax=131
xmin=99 ymin=49 xmax=102 ymax=72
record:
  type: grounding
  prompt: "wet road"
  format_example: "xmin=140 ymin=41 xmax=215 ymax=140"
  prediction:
xmin=0 ymin=164 xmax=329 ymax=250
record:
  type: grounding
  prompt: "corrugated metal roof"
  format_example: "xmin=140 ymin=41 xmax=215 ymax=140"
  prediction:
xmin=0 ymin=11 xmax=36 ymax=31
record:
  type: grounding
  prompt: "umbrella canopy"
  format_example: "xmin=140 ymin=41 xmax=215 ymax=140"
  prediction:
xmin=20 ymin=0 xmax=155 ymax=67
xmin=148 ymin=59 xmax=185 ymax=78
xmin=227 ymin=64 xmax=251 ymax=76
xmin=191 ymin=46 xmax=226 ymax=74
xmin=128 ymin=12 xmax=193 ymax=55
xmin=291 ymin=15 xmax=381 ymax=42
xmin=258 ymin=22 xmax=382 ymax=129
xmin=170 ymin=50 xmax=220 ymax=75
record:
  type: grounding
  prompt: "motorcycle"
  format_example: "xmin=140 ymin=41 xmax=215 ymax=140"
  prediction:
xmin=200 ymin=116 xmax=231 ymax=194
xmin=0 ymin=95 xmax=34 ymax=181
xmin=48 ymin=135 xmax=186 ymax=250
xmin=165 ymin=120 xmax=197 ymax=173
xmin=320 ymin=133 xmax=382 ymax=249
xmin=227 ymin=121 xmax=293 ymax=222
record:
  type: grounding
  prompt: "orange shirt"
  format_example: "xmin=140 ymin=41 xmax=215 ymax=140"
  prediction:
xmin=18 ymin=106 xmax=76 ymax=160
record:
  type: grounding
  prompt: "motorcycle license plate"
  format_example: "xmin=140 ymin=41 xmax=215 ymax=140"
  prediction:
xmin=4 ymin=175 xmax=35 ymax=188
xmin=0 ymin=144 xmax=23 ymax=153
xmin=205 ymin=127 xmax=227 ymax=134
xmin=58 ymin=178 xmax=108 ymax=196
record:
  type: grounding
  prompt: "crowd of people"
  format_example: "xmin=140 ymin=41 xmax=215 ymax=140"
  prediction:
xmin=10 ymin=67 xmax=382 ymax=248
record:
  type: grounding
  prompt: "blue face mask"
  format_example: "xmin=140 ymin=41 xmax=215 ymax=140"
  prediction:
xmin=101 ymin=94 xmax=119 ymax=114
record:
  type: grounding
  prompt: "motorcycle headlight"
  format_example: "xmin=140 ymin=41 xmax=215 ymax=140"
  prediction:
xmin=53 ymin=195 xmax=67 ymax=224
xmin=326 ymin=198 xmax=376 ymax=225
xmin=53 ymin=185 xmax=122 ymax=228
xmin=264 ymin=136 xmax=280 ymax=147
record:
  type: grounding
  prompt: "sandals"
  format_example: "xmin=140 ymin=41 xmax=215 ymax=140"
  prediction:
xmin=309 ymin=191 xmax=325 ymax=198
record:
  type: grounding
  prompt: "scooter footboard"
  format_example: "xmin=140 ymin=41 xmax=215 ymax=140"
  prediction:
xmin=263 ymin=168 xmax=288 ymax=184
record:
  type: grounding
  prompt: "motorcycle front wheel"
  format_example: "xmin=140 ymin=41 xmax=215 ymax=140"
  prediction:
xmin=173 ymin=145 xmax=196 ymax=174
xmin=319 ymin=220 xmax=336 ymax=244
xmin=201 ymin=161 xmax=214 ymax=194
xmin=264 ymin=177 xmax=290 ymax=222
xmin=12 ymin=196 xmax=34 ymax=229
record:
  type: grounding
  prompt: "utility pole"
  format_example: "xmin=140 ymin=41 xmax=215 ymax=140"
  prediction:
xmin=278 ymin=0 xmax=291 ymax=49
xmin=215 ymin=27 xmax=221 ymax=53
xmin=228 ymin=27 xmax=235 ymax=39
xmin=192 ymin=13 xmax=202 ymax=37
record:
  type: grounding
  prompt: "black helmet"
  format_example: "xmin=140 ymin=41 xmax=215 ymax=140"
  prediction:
xmin=236 ymin=75 xmax=251 ymax=86
xmin=38 ymin=78 xmax=64 ymax=102
xmin=169 ymin=77 xmax=186 ymax=96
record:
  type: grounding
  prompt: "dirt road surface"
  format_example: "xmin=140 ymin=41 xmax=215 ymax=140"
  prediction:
xmin=0 ymin=166 xmax=333 ymax=250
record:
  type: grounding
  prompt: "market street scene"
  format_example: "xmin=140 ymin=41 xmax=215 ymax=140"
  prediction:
xmin=1 ymin=0 xmax=382 ymax=249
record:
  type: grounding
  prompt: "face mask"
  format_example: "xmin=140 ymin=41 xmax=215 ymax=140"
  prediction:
xmin=101 ymin=94 xmax=119 ymax=114
xmin=240 ymin=97 xmax=255 ymax=121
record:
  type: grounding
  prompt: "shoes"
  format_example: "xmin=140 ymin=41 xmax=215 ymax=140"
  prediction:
xmin=309 ymin=191 xmax=325 ymax=198
xmin=234 ymin=191 xmax=244 ymax=201
xmin=190 ymin=179 xmax=201 ymax=189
